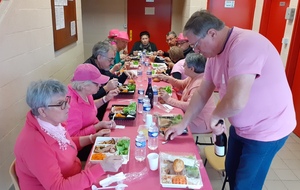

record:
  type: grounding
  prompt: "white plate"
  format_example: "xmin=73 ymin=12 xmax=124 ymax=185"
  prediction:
xmin=159 ymin=152 xmax=203 ymax=189
xmin=90 ymin=137 xmax=130 ymax=164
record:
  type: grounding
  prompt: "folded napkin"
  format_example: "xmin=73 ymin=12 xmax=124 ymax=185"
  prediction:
xmin=162 ymin=104 xmax=174 ymax=110
xmin=116 ymin=125 xmax=125 ymax=129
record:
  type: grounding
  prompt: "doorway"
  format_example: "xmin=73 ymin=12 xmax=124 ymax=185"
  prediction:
xmin=127 ymin=0 xmax=172 ymax=53
xmin=259 ymin=0 xmax=290 ymax=53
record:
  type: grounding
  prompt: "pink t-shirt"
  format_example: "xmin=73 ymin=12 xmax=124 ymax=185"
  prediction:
xmin=65 ymin=85 xmax=99 ymax=136
xmin=204 ymin=27 xmax=296 ymax=141
xmin=171 ymin=59 xmax=188 ymax=80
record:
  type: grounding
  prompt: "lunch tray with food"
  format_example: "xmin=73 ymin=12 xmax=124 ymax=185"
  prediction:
xmin=157 ymin=114 xmax=183 ymax=133
xmin=109 ymin=102 xmax=137 ymax=120
xmin=90 ymin=137 xmax=130 ymax=164
xmin=118 ymin=83 xmax=136 ymax=94
xmin=160 ymin=152 xmax=203 ymax=189
xmin=130 ymin=60 xmax=140 ymax=68
xmin=158 ymin=86 xmax=172 ymax=96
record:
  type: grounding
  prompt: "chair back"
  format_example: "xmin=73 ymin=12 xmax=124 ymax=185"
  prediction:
xmin=9 ymin=159 xmax=20 ymax=190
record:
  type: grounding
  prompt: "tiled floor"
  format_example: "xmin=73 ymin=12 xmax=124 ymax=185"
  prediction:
xmin=194 ymin=132 xmax=300 ymax=190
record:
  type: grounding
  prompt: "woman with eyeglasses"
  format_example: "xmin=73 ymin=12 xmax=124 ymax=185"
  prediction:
xmin=14 ymin=79 xmax=123 ymax=190
xmin=65 ymin=64 xmax=120 ymax=161
xmin=154 ymin=53 xmax=215 ymax=134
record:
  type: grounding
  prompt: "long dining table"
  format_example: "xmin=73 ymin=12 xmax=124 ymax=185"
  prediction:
xmin=86 ymin=67 xmax=213 ymax=190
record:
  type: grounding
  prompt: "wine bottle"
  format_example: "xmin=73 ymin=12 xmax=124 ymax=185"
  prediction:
xmin=214 ymin=119 xmax=227 ymax=157
xmin=145 ymin=77 xmax=154 ymax=108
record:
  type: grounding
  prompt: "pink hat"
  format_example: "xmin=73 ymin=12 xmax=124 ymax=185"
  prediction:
xmin=108 ymin=29 xmax=119 ymax=38
xmin=115 ymin=31 xmax=130 ymax=42
xmin=72 ymin=64 xmax=109 ymax=84
xmin=177 ymin=33 xmax=189 ymax=42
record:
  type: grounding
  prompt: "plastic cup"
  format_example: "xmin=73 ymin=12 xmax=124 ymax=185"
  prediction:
xmin=147 ymin=153 xmax=159 ymax=171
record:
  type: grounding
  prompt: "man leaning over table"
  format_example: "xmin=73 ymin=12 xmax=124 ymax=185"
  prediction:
xmin=85 ymin=41 xmax=136 ymax=120
xmin=164 ymin=10 xmax=296 ymax=190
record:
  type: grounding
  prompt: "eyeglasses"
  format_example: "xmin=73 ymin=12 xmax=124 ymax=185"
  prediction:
xmin=166 ymin=37 xmax=174 ymax=42
xmin=177 ymin=41 xmax=187 ymax=46
xmin=102 ymin=55 xmax=115 ymax=62
xmin=48 ymin=96 xmax=71 ymax=110
xmin=190 ymin=38 xmax=202 ymax=51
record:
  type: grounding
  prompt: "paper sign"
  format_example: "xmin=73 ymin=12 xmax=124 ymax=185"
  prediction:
xmin=70 ymin=21 xmax=76 ymax=36
xmin=224 ymin=0 xmax=235 ymax=8
xmin=55 ymin=6 xmax=65 ymax=30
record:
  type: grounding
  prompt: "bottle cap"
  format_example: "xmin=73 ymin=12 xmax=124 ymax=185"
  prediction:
xmin=146 ymin=114 xmax=153 ymax=128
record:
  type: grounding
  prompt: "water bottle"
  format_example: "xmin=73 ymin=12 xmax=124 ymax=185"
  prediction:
xmin=137 ymin=66 xmax=143 ymax=83
xmin=137 ymin=85 xmax=144 ymax=95
xmin=135 ymin=131 xmax=146 ymax=161
xmin=137 ymin=94 xmax=144 ymax=114
xmin=146 ymin=68 xmax=152 ymax=78
xmin=143 ymin=98 xmax=151 ymax=122
xmin=153 ymin=85 xmax=158 ymax=105
xmin=148 ymin=122 xmax=158 ymax=150
xmin=214 ymin=119 xmax=227 ymax=157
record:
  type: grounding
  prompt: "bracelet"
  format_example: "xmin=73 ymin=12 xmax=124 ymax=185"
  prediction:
xmin=89 ymin=134 xmax=93 ymax=143
xmin=102 ymin=96 xmax=107 ymax=104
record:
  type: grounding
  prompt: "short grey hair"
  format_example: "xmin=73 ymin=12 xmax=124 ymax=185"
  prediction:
xmin=92 ymin=41 xmax=114 ymax=59
xmin=167 ymin=31 xmax=177 ymax=38
xmin=71 ymin=80 xmax=94 ymax=91
xmin=185 ymin=53 xmax=207 ymax=74
xmin=184 ymin=10 xmax=225 ymax=38
xmin=26 ymin=79 xmax=67 ymax=116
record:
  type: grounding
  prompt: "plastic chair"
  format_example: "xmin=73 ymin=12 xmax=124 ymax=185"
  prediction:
xmin=195 ymin=133 xmax=214 ymax=146
xmin=9 ymin=159 xmax=20 ymax=190
xmin=204 ymin=146 xmax=228 ymax=190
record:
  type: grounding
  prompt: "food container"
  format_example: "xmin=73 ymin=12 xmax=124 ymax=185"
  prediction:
xmin=109 ymin=103 xmax=137 ymax=120
xmin=90 ymin=137 xmax=130 ymax=164
xmin=160 ymin=152 xmax=203 ymax=189
xmin=118 ymin=84 xmax=136 ymax=94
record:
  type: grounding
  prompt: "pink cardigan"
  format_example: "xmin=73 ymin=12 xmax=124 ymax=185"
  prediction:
xmin=14 ymin=111 xmax=104 ymax=190
xmin=165 ymin=74 xmax=215 ymax=133
xmin=65 ymin=85 xmax=98 ymax=136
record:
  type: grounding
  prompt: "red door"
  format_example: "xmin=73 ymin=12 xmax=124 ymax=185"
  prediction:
xmin=127 ymin=0 xmax=172 ymax=52
xmin=259 ymin=0 xmax=290 ymax=53
xmin=286 ymin=2 xmax=300 ymax=137
xmin=207 ymin=0 xmax=256 ymax=29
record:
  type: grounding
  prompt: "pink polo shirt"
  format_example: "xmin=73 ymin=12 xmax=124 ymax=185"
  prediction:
xmin=204 ymin=27 xmax=296 ymax=141
xmin=66 ymin=85 xmax=99 ymax=136
xmin=14 ymin=111 xmax=104 ymax=190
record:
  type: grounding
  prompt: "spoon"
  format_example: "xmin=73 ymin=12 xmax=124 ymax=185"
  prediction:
xmin=161 ymin=140 xmax=169 ymax=145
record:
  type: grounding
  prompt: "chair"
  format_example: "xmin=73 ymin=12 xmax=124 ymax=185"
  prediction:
xmin=195 ymin=133 xmax=214 ymax=146
xmin=204 ymin=146 xmax=228 ymax=190
xmin=9 ymin=159 xmax=20 ymax=190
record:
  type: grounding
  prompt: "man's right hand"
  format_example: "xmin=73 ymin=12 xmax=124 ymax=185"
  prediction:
xmin=164 ymin=123 xmax=186 ymax=141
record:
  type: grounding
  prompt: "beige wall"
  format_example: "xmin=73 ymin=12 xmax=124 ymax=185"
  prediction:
xmin=82 ymin=0 xmax=127 ymax=59
xmin=0 ymin=0 xmax=84 ymax=189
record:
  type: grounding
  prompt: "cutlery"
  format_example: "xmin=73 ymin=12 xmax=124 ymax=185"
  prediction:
xmin=91 ymin=184 xmax=128 ymax=190
xmin=161 ymin=140 xmax=169 ymax=144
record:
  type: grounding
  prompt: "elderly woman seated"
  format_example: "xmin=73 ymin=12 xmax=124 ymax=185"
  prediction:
xmin=155 ymin=53 xmax=215 ymax=134
xmin=66 ymin=64 xmax=120 ymax=160
xmin=14 ymin=79 xmax=123 ymax=190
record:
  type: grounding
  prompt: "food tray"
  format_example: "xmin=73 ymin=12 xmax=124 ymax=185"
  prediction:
xmin=118 ymin=84 xmax=136 ymax=94
xmin=160 ymin=152 xmax=203 ymax=189
xmin=109 ymin=104 xmax=136 ymax=120
xmin=90 ymin=137 xmax=130 ymax=164
xmin=157 ymin=114 xmax=183 ymax=133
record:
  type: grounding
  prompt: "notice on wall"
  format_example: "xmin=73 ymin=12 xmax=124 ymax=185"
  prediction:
xmin=55 ymin=6 xmax=65 ymax=30
xmin=55 ymin=0 xmax=67 ymax=6
xmin=70 ymin=21 xmax=76 ymax=36
xmin=224 ymin=0 xmax=235 ymax=8
xmin=145 ymin=7 xmax=155 ymax=15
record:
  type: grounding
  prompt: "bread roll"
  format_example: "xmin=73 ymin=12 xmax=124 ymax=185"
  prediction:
xmin=153 ymin=77 xmax=160 ymax=82
xmin=173 ymin=159 xmax=184 ymax=173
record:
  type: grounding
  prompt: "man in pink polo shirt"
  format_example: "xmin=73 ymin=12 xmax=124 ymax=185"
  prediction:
xmin=165 ymin=10 xmax=296 ymax=190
